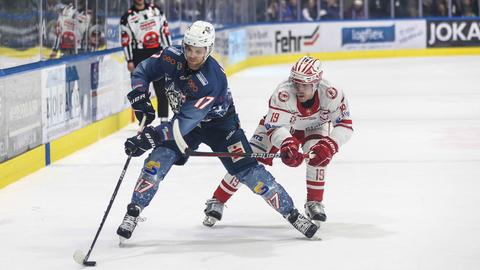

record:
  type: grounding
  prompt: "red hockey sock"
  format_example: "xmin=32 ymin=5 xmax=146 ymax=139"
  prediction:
xmin=306 ymin=180 xmax=325 ymax=202
xmin=213 ymin=177 xmax=240 ymax=203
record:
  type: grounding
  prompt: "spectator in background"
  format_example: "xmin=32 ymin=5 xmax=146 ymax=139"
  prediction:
xmin=266 ymin=0 xmax=279 ymax=21
xmin=344 ymin=0 xmax=366 ymax=19
xmin=434 ymin=0 xmax=448 ymax=16
xmin=49 ymin=1 xmax=92 ymax=58
xmin=422 ymin=0 xmax=435 ymax=16
xmin=370 ymin=0 xmax=390 ymax=18
xmin=320 ymin=0 xmax=340 ymax=19
xmin=281 ymin=0 xmax=298 ymax=21
xmin=302 ymin=0 xmax=319 ymax=21
xmin=87 ymin=24 xmax=105 ymax=51
xmin=394 ymin=0 xmax=418 ymax=17
xmin=406 ymin=0 xmax=420 ymax=17
xmin=256 ymin=1 xmax=268 ymax=22
xmin=453 ymin=0 xmax=479 ymax=16
xmin=86 ymin=0 xmax=106 ymax=52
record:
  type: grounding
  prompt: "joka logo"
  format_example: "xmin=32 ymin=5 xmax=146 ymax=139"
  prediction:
xmin=275 ymin=26 xmax=319 ymax=53
xmin=427 ymin=20 xmax=480 ymax=47
xmin=342 ymin=25 xmax=395 ymax=45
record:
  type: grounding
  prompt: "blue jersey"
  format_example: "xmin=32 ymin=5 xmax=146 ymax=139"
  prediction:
xmin=127 ymin=47 xmax=297 ymax=221
xmin=130 ymin=45 xmax=233 ymax=137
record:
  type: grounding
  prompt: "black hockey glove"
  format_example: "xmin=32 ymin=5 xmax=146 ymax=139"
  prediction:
xmin=127 ymin=90 xmax=155 ymax=126
xmin=124 ymin=126 xmax=162 ymax=157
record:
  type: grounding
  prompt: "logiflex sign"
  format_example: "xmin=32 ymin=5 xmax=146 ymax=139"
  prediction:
xmin=342 ymin=25 xmax=395 ymax=45
xmin=275 ymin=25 xmax=320 ymax=53
xmin=427 ymin=19 xmax=480 ymax=47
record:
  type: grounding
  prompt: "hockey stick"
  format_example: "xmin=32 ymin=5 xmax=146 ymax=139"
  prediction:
xmin=73 ymin=116 xmax=147 ymax=267
xmin=188 ymin=150 xmax=285 ymax=158
xmin=172 ymin=120 xmax=310 ymax=159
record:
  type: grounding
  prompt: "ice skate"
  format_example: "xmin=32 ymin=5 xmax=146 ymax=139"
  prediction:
xmin=305 ymin=201 xmax=327 ymax=227
xmin=203 ymin=198 xmax=224 ymax=227
xmin=286 ymin=208 xmax=321 ymax=239
xmin=117 ymin=203 xmax=142 ymax=242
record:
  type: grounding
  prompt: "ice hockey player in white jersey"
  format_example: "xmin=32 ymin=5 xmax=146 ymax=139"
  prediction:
xmin=49 ymin=2 xmax=91 ymax=58
xmin=203 ymin=56 xmax=353 ymax=227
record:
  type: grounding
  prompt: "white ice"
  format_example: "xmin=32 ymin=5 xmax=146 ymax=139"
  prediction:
xmin=1 ymin=55 xmax=480 ymax=270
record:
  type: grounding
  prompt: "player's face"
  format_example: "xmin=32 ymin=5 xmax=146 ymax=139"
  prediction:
xmin=294 ymin=83 xmax=315 ymax=102
xmin=185 ymin=45 xmax=207 ymax=70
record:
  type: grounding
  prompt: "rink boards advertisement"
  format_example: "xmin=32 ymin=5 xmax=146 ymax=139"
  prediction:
xmin=244 ymin=23 xmax=323 ymax=56
xmin=322 ymin=20 xmax=426 ymax=51
xmin=426 ymin=19 xmax=480 ymax=47
xmin=0 ymin=78 xmax=5 ymax=161
xmin=40 ymin=51 xmax=130 ymax=142
xmin=41 ymin=62 xmax=91 ymax=142
xmin=214 ymin=29 xmax=248 ymax=67
xmin=0 ymin=48 xmax=130 ymax=164
xmin=92 ymin=53 xmax=131 ymax=121
xmin=238 ymin=20 xmax=426 ymax=56
xmin=0 ymin=71 xmax=42 ymax=162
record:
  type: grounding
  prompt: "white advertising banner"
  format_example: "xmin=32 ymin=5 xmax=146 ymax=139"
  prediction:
xmin=0 ymin=78 xmax=6 ymax=161
xmin=217 ymin=20 xmax=426 ymax=58
xmin=1 ymin=72 xmax=42 ymax=161
xmin=245 ymin=22 xmax=322 ymax=56
xmin=41 ymin=64 xmax=84 ymax=142
xmin=312 ymin=20 xmax=425 ymax=51
xmin=93 ymin=53 xmax=130 ymax=121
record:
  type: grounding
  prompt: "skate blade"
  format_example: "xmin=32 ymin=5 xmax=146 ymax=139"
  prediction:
xmin=311 ymin=220 xmax=323 ymax=228
xmin=309 ymin=229 xmax=322 ymax=240
xmin=119 ymin=236 xmax=127 ymax=246
xmin=203 ymin=216 xmax=218 ymax=227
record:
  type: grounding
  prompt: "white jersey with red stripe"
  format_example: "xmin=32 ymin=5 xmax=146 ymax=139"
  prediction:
xmin=52 ymin=5 xmax=91 ymax=52
xmin=264 ymin=79 xmax=353 ymax=148
xmin=120 ymin=4 xmax=172 ymax=61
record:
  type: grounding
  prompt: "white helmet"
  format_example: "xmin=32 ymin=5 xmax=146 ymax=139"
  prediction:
xmin=182 ymin=20 xmax=215 ymax=61
xmin=290 ymin=56 xmax=323 ymax=84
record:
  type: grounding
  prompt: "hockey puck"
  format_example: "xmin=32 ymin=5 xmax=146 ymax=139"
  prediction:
xmin=73 ymin=249 xmax=86 ymax=265
xmin=74 ymin=249 xmax=97 ymax=267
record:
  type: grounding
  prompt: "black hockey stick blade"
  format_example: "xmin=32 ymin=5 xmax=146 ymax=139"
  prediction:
xmin=84 ymin=261 xmax=97 ymax=267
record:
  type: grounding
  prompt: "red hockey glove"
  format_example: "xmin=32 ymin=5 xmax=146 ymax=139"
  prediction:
xmin=280 ymin=137 xmax=304 ymax=167
xmin=308 ymin=136 xmax=338 ymax=167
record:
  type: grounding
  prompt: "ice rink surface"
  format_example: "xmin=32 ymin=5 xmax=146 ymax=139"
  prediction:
xmin=1 ymin=55 xmax=480 ymax=270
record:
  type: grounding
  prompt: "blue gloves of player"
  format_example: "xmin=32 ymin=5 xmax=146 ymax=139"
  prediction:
xmin=125 ymin=126 xmax=162 ymax=157
xmin=127 ymin=90 xmax=155 ymax=126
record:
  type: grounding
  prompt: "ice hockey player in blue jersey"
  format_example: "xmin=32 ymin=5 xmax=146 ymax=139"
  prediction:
xmin=116 ymin=20 xmax=320 ymax=240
